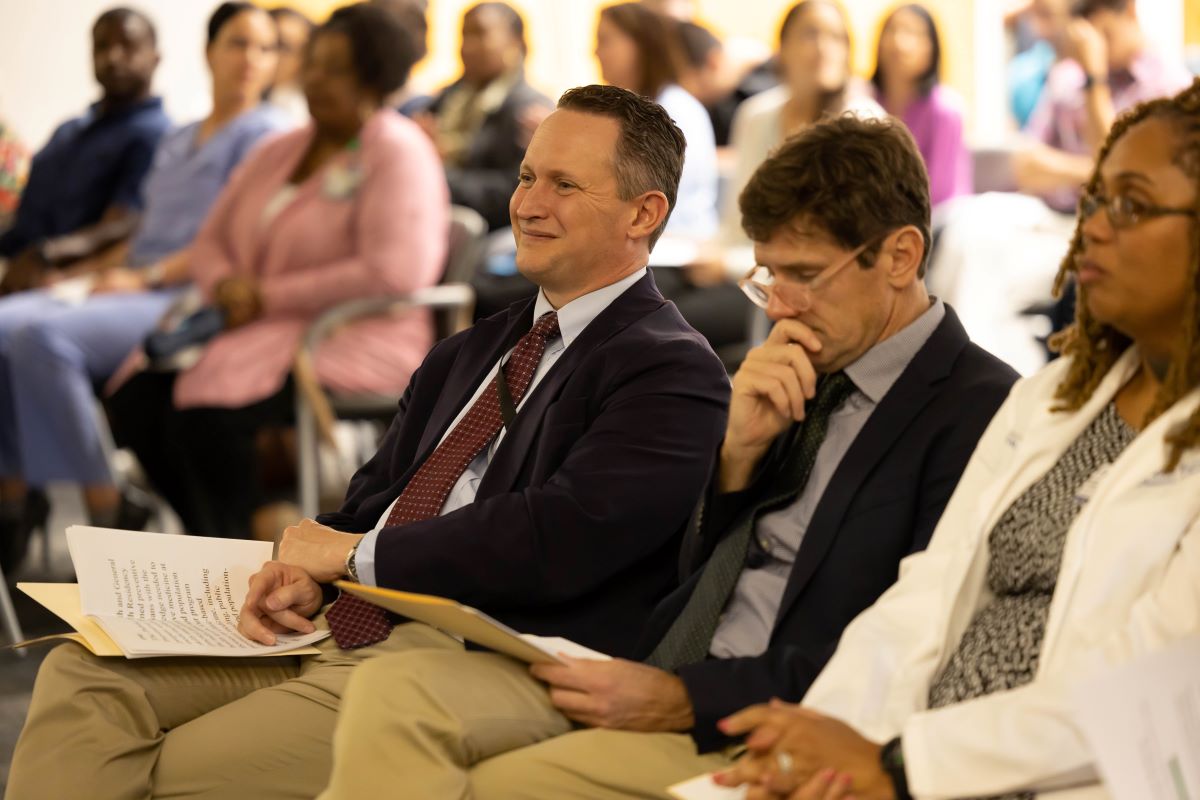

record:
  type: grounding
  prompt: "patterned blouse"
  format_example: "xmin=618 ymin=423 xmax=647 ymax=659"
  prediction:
xmin=926 ymin=403 xmax=1137 ymax=800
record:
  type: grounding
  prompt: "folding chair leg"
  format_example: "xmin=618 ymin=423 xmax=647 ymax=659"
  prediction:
xmin=296 ymin=392 xmax=321 ymax=520
xmin=0 ymin=565 xmax=26 ymax=654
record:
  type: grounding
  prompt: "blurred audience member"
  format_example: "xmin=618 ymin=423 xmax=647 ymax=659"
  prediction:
xmin=0 ymin=8 xmax=169 ymax=293
xmin=1015 ymin=0 xmax=1192 ymax=211
xmin=416 ymin=2 xmax=551 ymax=231
xmin=679 ymin=0 xmax=882 ymax=359
xmin=933 ymin=0 xmax=1192 ymax=377
xmin=372 ymin=0 xmax=433 ymax=116
xmin=718 ymin=79 xmax=1200 ymax=800
xmin=674 ymin=20 xmax=778 ymax=147
xmin=596 ymin=2 xmax=718 ymax=241
xmin=267 ymin=6 xmax=315 ymax=124
xmin=872 ymin=4 xmax=971 ymax=207
xmin=0 ymin=118 xmax=29 ymax=223
xmin=107 ymin=3 xmax=448 ymax=540
xmin=640 ymin=0 xmax=697 ymax=21
xmin=1008 ymin=0 xmax=1070 ymax=129
xmin=723 ymin=1 xmax=881 ymax=231
xmin=0 ymin=1 xmax=286 ymax=569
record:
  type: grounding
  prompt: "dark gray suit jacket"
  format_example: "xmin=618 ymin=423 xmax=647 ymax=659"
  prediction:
xmin=634 ymin=305 xmax=1019 ymax=749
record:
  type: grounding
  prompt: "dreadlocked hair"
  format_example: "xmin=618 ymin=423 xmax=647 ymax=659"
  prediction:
xmin=1049 ymin=77 xmax=1200 ymax=471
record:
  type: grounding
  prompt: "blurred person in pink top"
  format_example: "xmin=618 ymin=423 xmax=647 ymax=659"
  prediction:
xmin=871 ymin=4 xmax=972 ymax=208
xmin=107 ymin=3 xmax=449 ymax=540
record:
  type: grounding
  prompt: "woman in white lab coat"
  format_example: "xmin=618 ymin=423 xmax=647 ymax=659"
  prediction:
xmin=715 ymin=78 xmax=1200 ymax=800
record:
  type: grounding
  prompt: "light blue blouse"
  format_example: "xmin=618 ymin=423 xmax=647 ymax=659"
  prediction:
xmin=127 ymin=105 xmax=289 ymax=267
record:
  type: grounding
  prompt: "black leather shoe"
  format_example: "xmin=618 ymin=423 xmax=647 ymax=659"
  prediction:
xmin=111 ymin=491 xmax=154 ymax=532
xmin=0 ymin=489 xmax=49 ymax=575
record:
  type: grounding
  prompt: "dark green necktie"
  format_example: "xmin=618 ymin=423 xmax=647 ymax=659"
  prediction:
xmin=645 ymin=371 xmax=855 ymax=671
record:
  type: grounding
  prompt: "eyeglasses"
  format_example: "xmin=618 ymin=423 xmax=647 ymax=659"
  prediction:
xmin=738 ymin=237 xmax=879 ymax=311
xmin=1078 ymin=189 xmax=1198 ymax=229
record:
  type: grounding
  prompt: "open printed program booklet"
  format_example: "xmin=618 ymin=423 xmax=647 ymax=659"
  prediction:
xmin=16 ymin=526 xmax=329 ymax=658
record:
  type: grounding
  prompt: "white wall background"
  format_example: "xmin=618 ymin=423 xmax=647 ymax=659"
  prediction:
xmin=0 ymin=0 xmax=226 ymax=148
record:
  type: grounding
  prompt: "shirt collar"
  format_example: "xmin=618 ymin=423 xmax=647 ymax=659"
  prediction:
xmin=85 ymin=95 xmax=164 ymax=124
xmin=843 ymin=297 xmax=946 ymax=404
xmin=531 ymin=267 xmax=648 ymax=348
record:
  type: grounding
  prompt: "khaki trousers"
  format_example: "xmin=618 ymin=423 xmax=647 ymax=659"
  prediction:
xmin=6 ymin=618 xmax=462 ymax=800
xmin=319 ymin=649 xmax=734 ymax=800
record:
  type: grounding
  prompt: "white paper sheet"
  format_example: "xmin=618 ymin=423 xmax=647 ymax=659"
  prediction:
xmin=66 ymin=526 xmax=329 ymax=657
xmin=667 ymin=773 xmax=746 ymax=800
xmin=519 ymin=635 xmax=611 ymax=662
xmin=1071 ymin=637 xmax=1200 ymax=800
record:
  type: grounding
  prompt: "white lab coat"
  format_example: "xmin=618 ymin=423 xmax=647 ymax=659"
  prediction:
xmin=803 ymin=346 xmax=1200 ymax=800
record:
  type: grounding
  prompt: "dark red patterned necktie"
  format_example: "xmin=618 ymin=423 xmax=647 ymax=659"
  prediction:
xmin=325 ymin=311 xmax=561 ymax=648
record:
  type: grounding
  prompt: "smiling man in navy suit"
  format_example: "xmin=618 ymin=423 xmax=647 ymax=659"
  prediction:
xmin=7 ymin=84 xmax=730 ymax=800
xmin=314 ymin=114 xmax=1020 ymax=800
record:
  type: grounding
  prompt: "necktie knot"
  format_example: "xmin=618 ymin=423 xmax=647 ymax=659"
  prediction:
xmin=812 ymin=371 xmax=854 ymax=415
xmin=530 ymin=311 xmax=560 ymax=343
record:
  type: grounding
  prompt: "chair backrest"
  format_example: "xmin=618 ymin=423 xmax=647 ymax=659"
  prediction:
xmin=443 ymin=205 xmax=489 ymax=285
xmin=431 ymin=205 xmax=489 ymax=340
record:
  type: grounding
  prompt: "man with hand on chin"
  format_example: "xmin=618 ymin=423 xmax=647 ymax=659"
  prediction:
xmin=314 ymin=114 xmax=1018 ymax=800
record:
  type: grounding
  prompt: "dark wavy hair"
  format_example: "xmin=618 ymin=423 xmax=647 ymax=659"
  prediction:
xmin=1050 ymin=79 xmax=1200 ymax=470
xmin=870 ymin=4 xmax=942 ymax=98
xmin=739 ymin=114 xmax=932 ymax=277
xmin=557 ymin=84 xmax=686 ymax=248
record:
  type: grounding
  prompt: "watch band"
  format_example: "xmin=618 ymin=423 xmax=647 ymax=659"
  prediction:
xmin=1083 ymin=73 xmax=1108 ymax=91
xmin=880 ymin=737 xmax=912 ymax=800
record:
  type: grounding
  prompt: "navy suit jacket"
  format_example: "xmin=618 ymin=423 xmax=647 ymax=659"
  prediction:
xmin=318 ymin=272 xmax=730 ymax=658
xmin=634 ymin=306 xmax=1019 ymax=749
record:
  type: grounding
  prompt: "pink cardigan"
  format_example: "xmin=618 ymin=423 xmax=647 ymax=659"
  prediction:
xmin=173 ymin=109 xmax=448 ymax=409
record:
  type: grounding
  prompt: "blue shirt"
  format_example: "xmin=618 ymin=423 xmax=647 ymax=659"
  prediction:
xmin=128 ymin=105 xmax=287 ymax=267
xmin=0 ymin=96 xmax=171 ymax=257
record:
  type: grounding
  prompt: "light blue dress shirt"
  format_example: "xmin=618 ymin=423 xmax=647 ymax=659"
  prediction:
xmin=354 ymin=267 xmax=649 ymax=586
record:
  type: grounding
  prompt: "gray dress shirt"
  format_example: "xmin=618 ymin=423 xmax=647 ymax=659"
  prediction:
xmin=709 ymin=299 xmax=947 ymax=659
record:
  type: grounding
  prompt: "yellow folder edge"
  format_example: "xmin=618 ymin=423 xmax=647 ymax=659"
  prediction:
xmin=13 ymin=582 xmax=321 ymax=658
xmin=14 ymin=583 xmax=122 ymax=656
xmin=334 ymin=580 xmax=563 ymax=665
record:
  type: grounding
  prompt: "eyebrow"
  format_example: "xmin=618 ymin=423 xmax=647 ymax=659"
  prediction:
xmin=1102 ymin=170 xmax=1156 ymax=188
xmin=768 ymin=260 xmax=827 ymax=274
xmin=517 ymin=165 xmax=582 ymax=183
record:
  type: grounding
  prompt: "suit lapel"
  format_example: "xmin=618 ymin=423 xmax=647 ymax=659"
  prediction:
xmin=413 ymin=302 xmax=532 ymax=457
xmin=771 ymin=309 xmax=971 ymax=630
xmin=477 ymin=272 xmax=667 ymax=496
